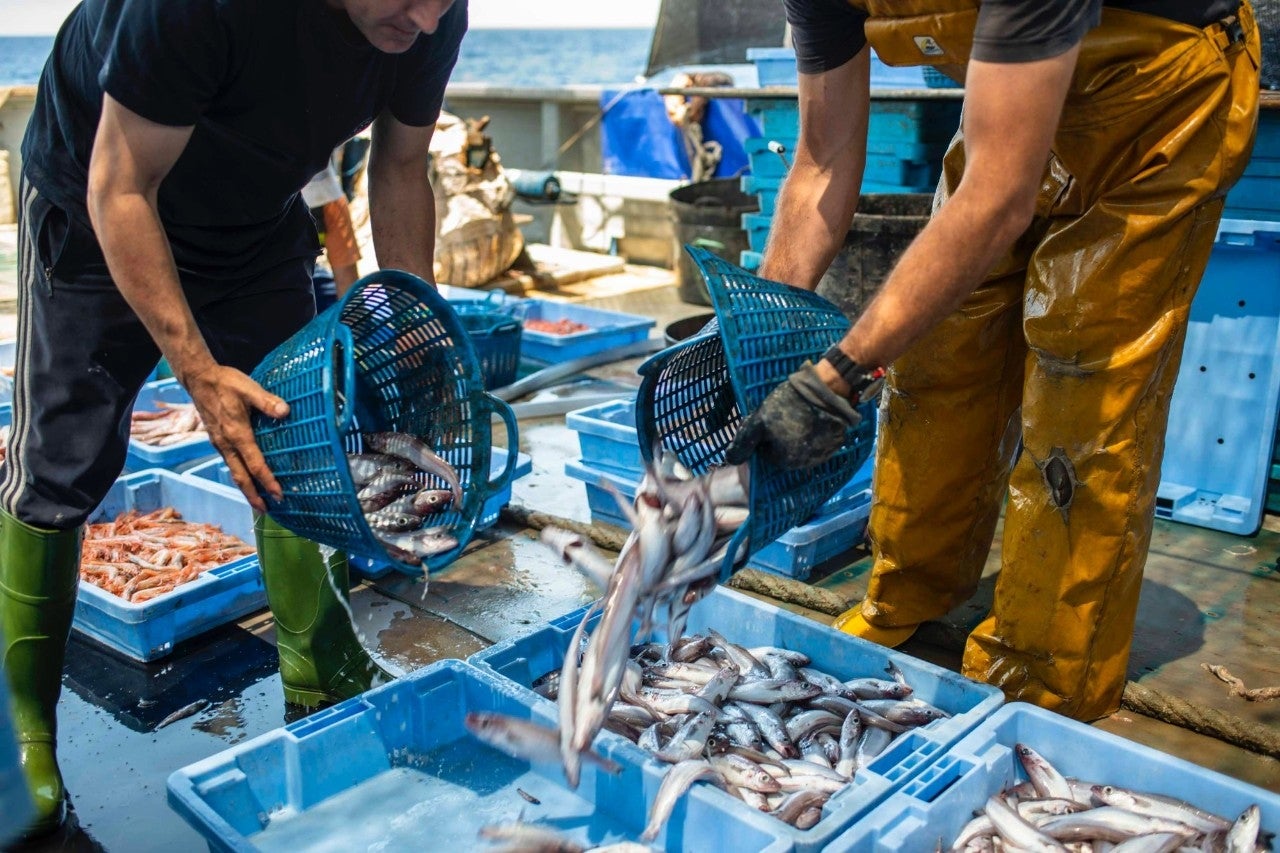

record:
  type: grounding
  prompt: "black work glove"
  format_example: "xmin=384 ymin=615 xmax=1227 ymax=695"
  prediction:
xmin=724 ymin=361 xmax=862 ymax=470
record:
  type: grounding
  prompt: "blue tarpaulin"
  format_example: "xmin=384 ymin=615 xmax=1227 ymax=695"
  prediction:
xmin=600 ymin=89 xmax=760 ymax=180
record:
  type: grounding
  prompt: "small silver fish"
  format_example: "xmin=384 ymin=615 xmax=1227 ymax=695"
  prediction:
xmin=155 ymin=699 xmax=210 ymax=731
xmin=364 ymin=508 xmax=424 ymax=533
xmin=363 ymin=432 xmax=462 ymax=504
xmin=464 ymin=712 xmax=621 ymax=775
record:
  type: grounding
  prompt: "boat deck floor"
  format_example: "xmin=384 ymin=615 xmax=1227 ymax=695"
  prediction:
xmin=7 ymin=270 xmax=1280 ymax=852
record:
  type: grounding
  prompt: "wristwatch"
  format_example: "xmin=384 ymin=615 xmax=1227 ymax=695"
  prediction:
xmin=821 ymin=345 xmax=886 ymax=404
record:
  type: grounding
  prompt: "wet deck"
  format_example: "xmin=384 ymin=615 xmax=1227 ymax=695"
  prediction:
xmin=6 ymin=266 xmax=1280 ymax=852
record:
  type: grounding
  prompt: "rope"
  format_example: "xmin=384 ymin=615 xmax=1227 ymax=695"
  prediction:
xmin=1121 ymin=682 xmax=1280 ymax=760
xmin=495 ymin=503 xmax=1280 ymax=760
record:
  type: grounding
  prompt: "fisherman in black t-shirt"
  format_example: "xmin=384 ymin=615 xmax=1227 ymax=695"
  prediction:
xmin=724 ymin=1 xmax=1260 ymax=722
xmin=2 ymin=0 xmax=466 ymax=837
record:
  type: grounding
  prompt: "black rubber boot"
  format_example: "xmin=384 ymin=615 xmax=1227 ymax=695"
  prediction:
xmin=254 ymin=515 xmax=393 ymax=708
xmin=0 ymin=508 xmax=82 ymax=838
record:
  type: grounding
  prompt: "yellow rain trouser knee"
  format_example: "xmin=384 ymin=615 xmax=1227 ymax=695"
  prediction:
xmin=857 ymin=6 xmax=1259 ymax=721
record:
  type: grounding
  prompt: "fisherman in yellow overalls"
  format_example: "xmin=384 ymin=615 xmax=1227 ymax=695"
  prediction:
xmin=726 ymin=0 xmax=1260 ymax=721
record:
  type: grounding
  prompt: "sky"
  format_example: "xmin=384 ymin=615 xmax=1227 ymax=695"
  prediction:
xmin=1 ymin=0 xmax=662 ymax=35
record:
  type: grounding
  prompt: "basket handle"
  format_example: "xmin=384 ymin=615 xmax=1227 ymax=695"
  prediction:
xmin=484 ymin=394 xmax=521 ymax=492
xmin=331 ymin=322 xmax=358 ymax=435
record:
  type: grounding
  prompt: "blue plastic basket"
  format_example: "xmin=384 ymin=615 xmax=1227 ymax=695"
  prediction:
xmin=565 ymin=397 xmax=646 ymax=478
xmin=828 ymin=702 xmax=1280 ymax=852
xmin=73 ymin=469 xmax=264 ymax=662
xmin=166 ymin=658 xmax=793 ymax=853
xmin=249 ymin=270 xmax=520 ymax=574
xmin=469 ymin=586 xmax=1004 ymax=853
xmin=0 ymin=672 xmax=34 ymax=848
xmin=636 ymin=247 xmax=876 ymax=579
xmin=454 ymin=308 xmax=523 ymax=391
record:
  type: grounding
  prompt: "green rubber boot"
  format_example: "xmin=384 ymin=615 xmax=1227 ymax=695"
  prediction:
xmin=0 ymin=508 xmax=82 ymax=838
xmin=254 ymin=516 xmax=394 ymax=708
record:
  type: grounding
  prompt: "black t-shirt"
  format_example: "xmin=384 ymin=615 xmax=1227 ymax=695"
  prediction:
xmin=22 ymin=0 xmax=467 ymax=279
xmin=787 ymin=0 xmax=1240 ymax=73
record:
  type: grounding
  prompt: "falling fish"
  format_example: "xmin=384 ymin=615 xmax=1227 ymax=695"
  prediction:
xmin=464 ymin=711 xmax=622 ymax=776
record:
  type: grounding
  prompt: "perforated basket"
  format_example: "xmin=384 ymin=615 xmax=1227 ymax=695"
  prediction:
xmin=636 ymin=247 xmax=876 ymax=579
xmin=454 ymin=308 xmax=523 ymax=390
xmin=250 ymin=270 xmax=519 ymax=573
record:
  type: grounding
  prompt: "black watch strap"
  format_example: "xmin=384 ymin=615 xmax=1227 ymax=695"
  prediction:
xmin=821 ymin=345 xmax=886 ymax=404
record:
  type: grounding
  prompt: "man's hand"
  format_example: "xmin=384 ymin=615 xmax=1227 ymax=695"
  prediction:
xmin=724 ymin=361 xmax=862 ymax=470
xmin=182 ymin=365 xmax=289 ymax=512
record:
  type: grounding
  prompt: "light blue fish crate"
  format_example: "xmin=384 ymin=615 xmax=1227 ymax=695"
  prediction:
xmin=0 ymin=674 xmax=34 ymax=848
xmin=166 ymin=658 xmax=793 ymax=853
xmin=517 ymin=299 xmax=655 ymax=365
xmin=469 ymin=586 xmax=1004 ymax=853
xmin=747 ymin=47 xmax=799 ymax=87
xmin=1157 ymin=220 xmax=1280 ymax=535
xmin=740 ymin=250 xmax=763 ymax=271
xmin=827 ymin=702 xmax=1280 ymax=852
xmin=566 ymin=396 xmax=645 ymax=480
xmin=74 ymin=468 xmax=264 ymax=662
xmin=127 ymin=378 xmax=218 ymax=472
xmin=184 ymin=448 xmax=532 ymax=580
xmin=565 ymin=452 xmax=874 ymax=580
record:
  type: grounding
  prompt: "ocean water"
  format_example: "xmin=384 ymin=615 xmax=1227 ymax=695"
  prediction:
xmin=0 ymin=29 xmax=655 ymax=88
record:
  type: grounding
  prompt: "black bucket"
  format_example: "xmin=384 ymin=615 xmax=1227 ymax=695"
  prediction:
xmin=669 ymin=178 xmax=759 ymax=306
xmin=663 ymin=312 xmax=717 ymax=347
xmin=816 ymin=193 xmax=933 ymax=322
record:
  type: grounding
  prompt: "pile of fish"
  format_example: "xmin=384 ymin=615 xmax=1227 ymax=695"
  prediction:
xmin=346 ymin=431 xmax=464 ymax=570
xmin=80 ymin=507 xmax=256 ymax=602
xmin=130 ymin=402 xmax=208 ymax=447
xmin=549 ymin=631 xmax=946 ymax=840
xmin=540 ymin=454 xmax=752 ymax=792
xmin=949 ymin=743 xmax=1270 ymax=851
xmin=524 ymin=317 xmax=592 ymax=335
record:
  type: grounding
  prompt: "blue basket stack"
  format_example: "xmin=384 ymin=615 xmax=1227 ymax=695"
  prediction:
xmin=737 ymin=96 xmax=959 ymax=270
xmin=635 ymin=247 xmax=876 ymax=580
xmin=249 ymin=270 xmax=520 ymax=574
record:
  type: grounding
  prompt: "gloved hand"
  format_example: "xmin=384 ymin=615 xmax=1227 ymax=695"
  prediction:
xmin=724 ymin=361 xmax=862 ymax=470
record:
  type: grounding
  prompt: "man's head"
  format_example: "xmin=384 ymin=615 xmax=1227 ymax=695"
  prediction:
xmin=338 ymin=0 xmax=457 ymax=53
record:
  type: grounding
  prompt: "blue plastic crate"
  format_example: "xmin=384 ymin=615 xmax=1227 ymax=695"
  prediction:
xmin=746 ymin=137 xmax=947 ymax=187
xmin=184 ymin=448 xmax=532 ymax=580
xmin=565 ymin=455 xmax=873 ymax=580
xmin=1157 ymin=220 xmax=1280 ymax=535
xmin=167 ymin=658 xmax=792 ymax=853
xmin=828 ymin=702 xmax=1280 ymax=852
xmin=746 ymin=47 xmax=798 ymax=87
xmin=743 ymin=211 xmax=773 ymax=254
xmin=517 ymin=299 xmax=655 ymax=364
xmin=0 ymin=673 xmax=34 ymax=848
xmin=565 ymin=397 xmax=645 ymax=478
xmin=469 ymin=586 xmax=1004 ymax=853
xmin=1224 ymin=111 xmax=1280 ymax=221
xmin=740 ymin=250 xmax=763 ymax=271
xmin=126 ymin=379 xmax=218 ymax=472
xmin=74 ymin=469 xmax=264 ymax=662
xmin=745 ymin=100 xmax=961 ymax=151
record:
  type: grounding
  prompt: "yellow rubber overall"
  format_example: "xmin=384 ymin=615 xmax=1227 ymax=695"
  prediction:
xmin=838 ymin=3 xmax=1260 ymax=720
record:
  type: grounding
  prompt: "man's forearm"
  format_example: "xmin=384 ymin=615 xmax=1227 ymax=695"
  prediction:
xmin=759 ymin=153 xmax=863 ymax=290
xmin=369 ymin=165 xmax=436 ymax=282
xmin=90 ymin=190 xmax=216 ymax=383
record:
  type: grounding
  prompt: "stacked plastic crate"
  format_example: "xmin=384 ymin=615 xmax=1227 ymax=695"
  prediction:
xmin=739 ymin=48 xmax=962 ymax=272
xmin=564 ymin=397 xmax=875 ymax=580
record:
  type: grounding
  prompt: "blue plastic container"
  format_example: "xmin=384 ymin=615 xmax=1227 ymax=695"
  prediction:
xmin=1157 ymin=220 xmax=1280 ymax=535
xmin=0 ymin=673 xmax=34 ymax=848
xmin=126 ymin=379 xmax=219 ymax=472
xmin=746 ymin=47 xmax=799 ymax=87
xmin=828 ymin=702 xmax=1280 ymax=852
xmin=470 ymin=586 xmax=1004 ymax=853
xmin=167 ymin=658 xmax=792 ymax=853
xmin=1224 ymin=111 xmax=1280 ymax=221
xmin=183 ymin=449 xmax=533 ymax=580
xmin=564 ymin=456 xmax=873 ymax=580
xmin=565 ymin=397 xmax=646 ymax=478
xmin=249 ymin=270 xmax=519 ymax=574
xmin=746 ymin=136 xmax=947 ymax=187
xmin=516 ymin=299 xmax=655 ymax=364
xmin=74 ymin=469 xmax=264 ymax=662
xmin=636 ymin=248 xmax=876 ymax=580
xmin=740 ymin=250 xmax=763 ymax=271
xmin=454 ymin=308 xmax=523 ymax=391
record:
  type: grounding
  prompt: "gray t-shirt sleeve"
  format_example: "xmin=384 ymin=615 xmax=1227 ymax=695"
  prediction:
xmin=785 ymin=0 xmax=869 ymax=75
xmin=972 ymin=0 xmax=1102 ymax=62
